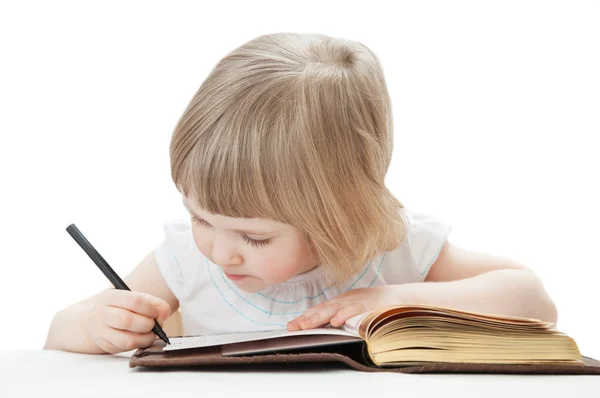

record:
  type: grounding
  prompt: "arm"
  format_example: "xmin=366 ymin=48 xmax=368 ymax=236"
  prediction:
xmin=288 ymin=241 xmax=558 ymax=330
xmin=409 ymin=240 xmax=558 ymax=323
xmin=43 ymin=250 xmax=179 ymax=353
xmin=389 ymin=240 xmax=557 ymax=323
xmin=399 ymin=268 xmax=556 ymax=322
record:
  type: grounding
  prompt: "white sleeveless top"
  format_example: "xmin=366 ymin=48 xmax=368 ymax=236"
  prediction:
xmin=153 ymin=207 xmax=452 ymax=336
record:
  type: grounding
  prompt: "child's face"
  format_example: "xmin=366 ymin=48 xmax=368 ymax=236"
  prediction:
xmin=182 ymin=193 xmax=319 ymax=293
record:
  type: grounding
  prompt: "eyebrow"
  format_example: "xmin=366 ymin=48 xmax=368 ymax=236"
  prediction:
xmin=182 ymin=199 xmax=275 ymax=236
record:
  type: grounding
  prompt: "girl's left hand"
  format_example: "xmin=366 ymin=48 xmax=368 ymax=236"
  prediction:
xmin=287 ymin=285 xmax=404 ymax=331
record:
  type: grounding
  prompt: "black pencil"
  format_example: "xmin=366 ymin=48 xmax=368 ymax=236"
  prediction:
xmin=65 ymin=223 xmax=170 ymax=345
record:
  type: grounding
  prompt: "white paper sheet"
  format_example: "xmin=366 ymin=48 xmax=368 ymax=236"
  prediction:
xmin=163 ymin=326 xmax=358 ymax=351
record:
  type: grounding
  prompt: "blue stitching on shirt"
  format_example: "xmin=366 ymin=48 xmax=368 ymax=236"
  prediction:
xmin=255 ymin=253 xmax=387 ymax=304
xmin=206 ymin=253 xmax=387 ymax=327
xmin=210 ymin=252 xmax=387 ymax=317
xmin=215 ymin=264 xmax=304 ymax=316
xmin=207 ymin=260 xmax=287 ymax=328
xmin=367 ymin=255 xmax=386 ymax=287
xmin=255 ymin=287 xmax=329 ymax=303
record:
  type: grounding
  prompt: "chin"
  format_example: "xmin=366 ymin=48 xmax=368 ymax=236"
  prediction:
xmin=238 ymin=287 xmax=261 ymax=293
xmin=238 ymin=285 xmax=266 ymax=293
xmin=234 ymin=279 xmax=268 ymax=293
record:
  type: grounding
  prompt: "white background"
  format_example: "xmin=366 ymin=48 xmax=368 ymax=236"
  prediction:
xmin=1 ymin=0 xmax=598 ymax=364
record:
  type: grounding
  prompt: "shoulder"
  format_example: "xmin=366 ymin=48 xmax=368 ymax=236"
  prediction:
xmin=162 ymin=217 xmax=192 ymax=235
xmin=381 ymin=207 xmax=453 ymax=282
xmin=158 ymin=217 xmax=194 ymax=253
xmin=399 ymin=207 xmax=452 ymax=240
xmin=154 ymin=218 xmax=202 ymax=301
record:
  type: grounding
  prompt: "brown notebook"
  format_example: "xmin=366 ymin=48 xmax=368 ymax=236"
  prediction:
xmin=130 ymin=303 xmax=600 ymax=374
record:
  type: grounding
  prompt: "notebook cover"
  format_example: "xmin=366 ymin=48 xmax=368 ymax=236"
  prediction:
xmin=129 ymin=339 xmax=600 ymax=375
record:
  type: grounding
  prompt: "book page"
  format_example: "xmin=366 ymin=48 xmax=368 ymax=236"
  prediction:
xmin=343 ymin=312 xmax=370 ymax=336
xmin=163 ymin=326 xmax=358 ymax=351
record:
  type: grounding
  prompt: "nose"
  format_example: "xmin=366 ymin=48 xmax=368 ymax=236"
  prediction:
xmin=210 ymin=230 xmax=243 ymax=267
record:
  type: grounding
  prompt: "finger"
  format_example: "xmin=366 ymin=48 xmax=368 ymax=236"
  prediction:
xmin=297 ymin=305 xmax=339 ymax=330
xmin=100 ymin=290 xmax=158 ymax=318
xmin=287 ymin=318 xmax=302 ymax=331
xmin=148 ymin=296 xmax=172 ymax=325
xmin=289 ymin=300 xmax=341 ymax=328
xmin=288 ymin=304 xmax=325 ymax=331
xmin=298 ymin=302 xmax=328 ymax=319
xmin=103 ymin=326 xmax=158 ymax=351
xmin=89 ymin=325 xmax=121 ymax=354
xmin=103 ymin=306 xmax=156 ymax=333
xmin=330 ymin=302 xmax=366 ymax=327
xmin=96 ymin=336 xmax=122 ymax=355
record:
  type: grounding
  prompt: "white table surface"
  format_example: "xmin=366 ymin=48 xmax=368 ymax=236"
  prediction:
xmin=2 ymin=350 xmax=599 ymax=398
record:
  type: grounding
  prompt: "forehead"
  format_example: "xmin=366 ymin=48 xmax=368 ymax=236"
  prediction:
xmin=181 ymin=194 xmax=284 ymax=233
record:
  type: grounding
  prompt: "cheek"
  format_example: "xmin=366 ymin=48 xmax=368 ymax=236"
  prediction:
xmin=190 ymin=227 xmax=309 ymax=283
xmin=259 ymin=261 xmax=296 ymax=283
xmin=191 ymin=227 xmax=211 ymax=257
xmin=255 ymin=247 xmax=307 ymax=283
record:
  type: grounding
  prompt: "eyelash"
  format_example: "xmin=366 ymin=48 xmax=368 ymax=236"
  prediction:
xmin=190 ymin=215 xmax=272 ymax=248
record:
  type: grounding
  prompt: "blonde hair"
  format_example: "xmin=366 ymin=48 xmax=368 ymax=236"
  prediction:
xmin=169 ymin=32 xmax=406 ymax=285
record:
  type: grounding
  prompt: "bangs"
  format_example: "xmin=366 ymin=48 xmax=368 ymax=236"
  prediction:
xmin=175 ymin=87 xmax=298 ymax=224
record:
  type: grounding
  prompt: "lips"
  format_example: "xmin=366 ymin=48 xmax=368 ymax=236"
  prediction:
xmin=224 ymin=272 xmax=247 ymax=281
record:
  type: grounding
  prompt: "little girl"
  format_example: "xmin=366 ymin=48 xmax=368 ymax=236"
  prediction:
xmin=44 ymin=32 xmax=557 ymax=355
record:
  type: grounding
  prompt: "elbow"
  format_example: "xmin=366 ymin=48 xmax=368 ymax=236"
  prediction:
xmin=546 ymin=299 xmax=558 ymax=325
xmin=537 ymin=296 xmax=558 ymax=325
xmin=536 ymin=293 xmax=558 ymax=324
xmin=521 ymin=269 xmax=558 ymax=324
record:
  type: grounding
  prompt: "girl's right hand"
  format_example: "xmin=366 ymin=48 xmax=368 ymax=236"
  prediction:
xmin=86 ymin=289 xmax=172 ymax=354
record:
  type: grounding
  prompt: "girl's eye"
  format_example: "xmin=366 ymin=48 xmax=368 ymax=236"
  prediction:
xmin=241 ymin=235 xmax=272 ymax=248
xmin=191 ymin=215 xmax=272 ymax=248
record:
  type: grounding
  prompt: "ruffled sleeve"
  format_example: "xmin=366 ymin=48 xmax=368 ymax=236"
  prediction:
xmin=153 ymin=218 xmax=194 ymax=302
xmin=380 ymin=207 xmax=453 ymax=283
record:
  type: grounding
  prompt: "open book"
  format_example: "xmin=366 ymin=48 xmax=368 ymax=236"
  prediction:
xmin=130 ymin=303 xmax=600 ymax=374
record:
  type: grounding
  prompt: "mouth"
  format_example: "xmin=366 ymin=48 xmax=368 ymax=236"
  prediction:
xmin=224 ymin=272 xmax=248 ymax=281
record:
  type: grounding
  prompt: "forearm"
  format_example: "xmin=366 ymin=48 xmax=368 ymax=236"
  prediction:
xmin=44 ymin=298 xmax=106 ymax=354
xmin=398 ymin=269 xmax=558 ymax=323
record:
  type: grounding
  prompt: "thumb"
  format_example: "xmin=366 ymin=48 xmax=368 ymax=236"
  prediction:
xmin=142 ymin=293 xmax=172 ymax=325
